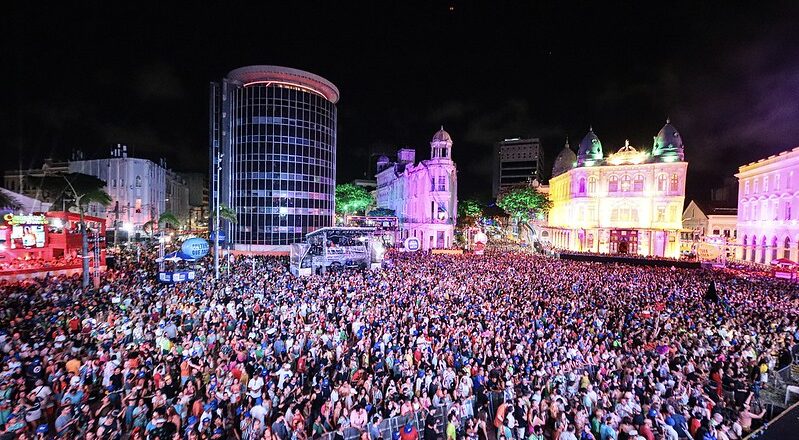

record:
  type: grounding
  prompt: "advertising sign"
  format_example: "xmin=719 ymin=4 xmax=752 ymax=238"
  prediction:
xmin=696 ymin=242 xmax=721 ymax=261
xmin=181 ymin=238 xmax=210 ymax=259
xmin=404 ymin=237 xmax=421 ymax=252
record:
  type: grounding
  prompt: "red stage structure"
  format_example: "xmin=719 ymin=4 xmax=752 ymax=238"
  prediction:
xmin=0 ymin=211 xmax=106 ymax=279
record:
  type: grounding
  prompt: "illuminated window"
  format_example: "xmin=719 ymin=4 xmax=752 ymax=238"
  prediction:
xmin=775 ymin=174 xmax=780 ymax=191
xmin=588 ymin=176 xmax=597 ymax=194
xmin=784 ymin=237 xmax=791 ymax=259
xmin=608 ymin=176 xmax=619 ymax=193
xmin=744 ymin=181 xmax=750 ymax=195
xmin=742 ymin=236 xmax=748 ymax=260
xmin=633 ymin=175 xmax=644 ymax=192
xmin=135 ymin=176 xmax=142 ymax=188
xmin=438 ymin=175 xmax=446 ymax=191
xmin=669 ymin=174 xmax=679 ymax=192
xmin=764 ymin=176 xmax=769 ymax=193
xmin=621 ymin=175 xmax=632 ymax=192
xmin=578 ymin=178 xmax=586 ymax=194
xmin=657 ymin=174 xmax=667 ymax=192
xmin=656 ymin=207 xmax=666 ymax=222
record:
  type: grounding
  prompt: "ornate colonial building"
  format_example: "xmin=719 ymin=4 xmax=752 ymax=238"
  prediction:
xmin=375 ymin=127 xmax=458 ymax=250
xmin=736 ymin=147 xmax=799 ymax=263
xmin=547 ymin=120 xmax=688 ymax=258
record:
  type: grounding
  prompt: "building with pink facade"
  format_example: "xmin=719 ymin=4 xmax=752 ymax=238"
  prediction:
xmin=375 ymin=127 xmax=458 ymax=250
xmin=736 ymin=147 xmax=799 ymax=263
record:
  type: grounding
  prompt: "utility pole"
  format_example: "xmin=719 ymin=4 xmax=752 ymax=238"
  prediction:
xmin=214 ymin=151 xmax=222 ymax=281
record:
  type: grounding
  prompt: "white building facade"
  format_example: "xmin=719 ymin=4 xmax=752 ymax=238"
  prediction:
xmin=547 ymin=121 xmax=688 ymax=258
xmin=736 ymin=147 xmax=799 ymax=263
xmin=375 ymin=127 xmax=458 ymax=250
xmin=68 ymin=146 xmax=189 ymax=234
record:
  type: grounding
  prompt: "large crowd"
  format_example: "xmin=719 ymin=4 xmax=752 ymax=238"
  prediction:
xmin=1 ymin=247 xmax=798 ymax=440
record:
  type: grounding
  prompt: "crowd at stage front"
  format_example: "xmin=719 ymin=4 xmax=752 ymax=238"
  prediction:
xmin=0 ymin=248 xmax=798 ymax=440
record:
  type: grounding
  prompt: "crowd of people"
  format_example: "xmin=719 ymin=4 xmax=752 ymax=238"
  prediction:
xmin=0 ymin=246 xmax=798 ymax=440
xmin=0 ymin=255 xmax=82 ymax=273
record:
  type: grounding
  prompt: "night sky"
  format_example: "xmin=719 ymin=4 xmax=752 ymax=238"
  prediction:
xmin=4 ymin=1 xmax=799 ymax=201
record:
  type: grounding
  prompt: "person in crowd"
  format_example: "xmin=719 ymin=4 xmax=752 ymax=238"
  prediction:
xmin=0 ymin=246 xmax=797 ymax=440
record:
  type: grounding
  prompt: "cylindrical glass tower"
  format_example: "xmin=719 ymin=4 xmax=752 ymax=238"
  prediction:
xmin=210 ymin=66 xmax=339 ymax=250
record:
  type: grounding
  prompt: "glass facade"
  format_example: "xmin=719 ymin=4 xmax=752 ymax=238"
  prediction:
xmin=211 ymin=66 xmax=338 ymax=248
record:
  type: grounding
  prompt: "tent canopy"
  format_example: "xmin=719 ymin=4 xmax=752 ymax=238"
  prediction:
xmin=156 ymin=251 xmax=196 ymax=262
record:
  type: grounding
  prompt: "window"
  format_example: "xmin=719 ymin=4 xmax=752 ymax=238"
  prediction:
xmin=578 ymin=178 xmax=586 ymax=194
xmin=633 ymin=175 xmax=644 ymax=192
xmin=764 ymin=176 xmax=769 ymax=193
xmin=744 ymin=181 xmax=750 ymax=195
xmin=775 ymin=174 xmax=781 ymax=191
xmin=787 ymin=203 xmax=792 ymax=221
xmin=754 ymin=179 xmax=759 ymax=193
xmin=621 ymin=175 xmax=632 ymax=192
xmin=135 ymin=176 xmax=142 ymax=188
xmin=656 ymin=207 xmax=666 ymax=222
xmin=430 ymin=178 xmax=435 ymax=192
xmin=785 ymin=237 xmax=791 ymax=259
xmin=588 ymin=176 xmax=597 ymax=194
xmin=111 ymin=179 xmax=117 ymax=188
xmin=742 ymin=236 xmax=748 ymax=260
xmin=669 ymin=174 xmax=679 ymax=192
xmin=713 ymin=229 xmax=720 ymax=235
xmin=772 ymin=237 xmax=778 ymax=261
xmin=657 ymin=174 xmax=667 ymax=192
xmin=437 ymin=175 xmax=446 ymax=191
xmin=608 ymin=176 xmax=619 ymax=192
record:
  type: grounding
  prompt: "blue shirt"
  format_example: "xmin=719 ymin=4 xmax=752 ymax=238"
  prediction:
xmin=600 ymin=424 xmax=617 ymax=440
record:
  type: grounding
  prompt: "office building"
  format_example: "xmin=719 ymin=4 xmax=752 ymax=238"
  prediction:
xmin=210 ymin=65 xmax=339 ymax=252
xmin=375 ymin=127 xmax=458 ymax=250
xmin=736 ymin=146 xmax=799 ymax=263
xmin=546 ymin=120 xmax=688 ymax=258
xmin=493 ymin=137 xmax=543 ymax=197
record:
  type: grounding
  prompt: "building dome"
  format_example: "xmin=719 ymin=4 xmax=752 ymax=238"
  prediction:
xmin=652 ymin=118 xmax=685 ymax=161
xmin=432 ymin=126 xmax=452 ymax=143
xmin=376 ymin=155 xmax=389 ymax=164
xmin=552 ymin=139 xmax=577 ymax=178
xmin=577 ymin=127 xmax=603 ymax=165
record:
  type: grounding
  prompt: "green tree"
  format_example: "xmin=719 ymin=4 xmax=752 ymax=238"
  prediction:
xmin=28 ymin=172 xmax=112 ymax=287
xmin=496 ymin=184 xmax=551 ymax=221
xmin=335 ymin=183 xmax=374 ymax=215
xmin=458 ymin=199 xmax=484 ymax=226
xmin=210 ymin=204 xmax=238 ymax=224
xmin=367 ymin=207 xmax=396 ymax=217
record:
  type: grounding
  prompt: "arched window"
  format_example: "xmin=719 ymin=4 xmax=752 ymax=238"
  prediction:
xmin=621 ymin=175 xmax=632 ymax=192
xmin=669 ymin=174 xmax=679 ymax=192
xmin=588 ymin=176 xmax=597 ymax=194
xmin=657 ymin=174 xmax=667 ymax=192
xmin=772 ymin=237 xmax=779 ymax=261
xmin=760 ymin=236 xmax=767 ymax=264
xmin=608 ymin=176 xmax=619 ymax=193
xmin=742 ymin=236 xmax=748 ymax=260
xmin=135 ymin=176 xmax=142 ymax=188
xmin=784 ymin=237 xmax=791 ymax=259
xmin=578 ymin=178 xmax=586 ymax=195
xmin=633 ymin=175 xmax=644 ymax=192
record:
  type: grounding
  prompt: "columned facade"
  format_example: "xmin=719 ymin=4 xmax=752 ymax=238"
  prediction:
xmin=375 ymin=127 xmax=458 ymax=251
xmin=546 ymin=121 xmax=688 ymax=258
xmin=736 ymin=147 xmax=799 ymax=264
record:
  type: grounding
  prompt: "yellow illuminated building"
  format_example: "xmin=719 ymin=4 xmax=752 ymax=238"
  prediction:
xmin=546 ymin=121 xmax=687 ymax=258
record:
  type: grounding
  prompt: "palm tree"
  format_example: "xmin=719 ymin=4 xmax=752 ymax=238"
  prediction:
xmin=28 ymin=173 xmax=111 ymax=287
xmin=210 ymin=204 xmax=238 ymax=224
xmin=157 ymin=212 xmax=181 ymax=230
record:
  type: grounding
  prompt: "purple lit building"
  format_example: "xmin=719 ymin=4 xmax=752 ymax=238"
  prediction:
xmin=375 ymin=127 xmax=458 ymax=250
